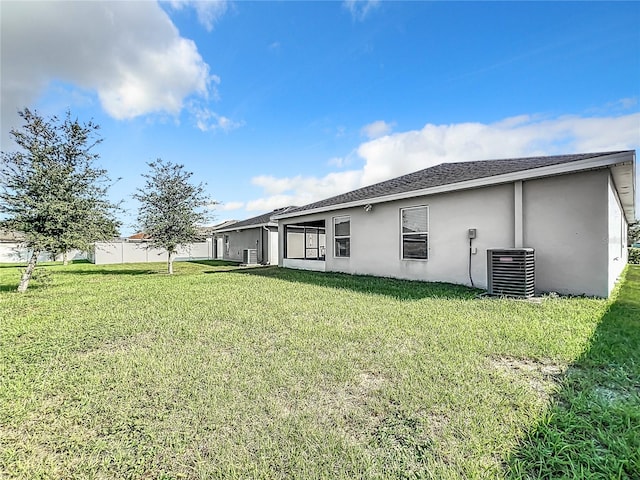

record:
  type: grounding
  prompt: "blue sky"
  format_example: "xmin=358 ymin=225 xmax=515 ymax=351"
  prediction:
xmin=2 ymin=1 xmax=639 ymax=234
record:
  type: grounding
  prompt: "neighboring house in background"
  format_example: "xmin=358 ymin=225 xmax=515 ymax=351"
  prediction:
xmin=126 ymin=232 xmax=152 ymax=242
xmin=0 ymin=230 xmax=30 ymax=263
xmin=0 ymin=229 xmax=25 ymax=243
xmin=274 ymin=151 xmax=636 ymax=298
xmin=0 ymin=229 xmax=86 ymax=263
xmin=209 ymin=220 xmax=238 ymax=260
xmin=212 ymin=208 xmax=296 ymax=265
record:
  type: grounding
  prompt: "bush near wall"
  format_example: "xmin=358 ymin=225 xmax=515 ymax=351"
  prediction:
xmin=629 ymin=247 xmax=640 ymax=265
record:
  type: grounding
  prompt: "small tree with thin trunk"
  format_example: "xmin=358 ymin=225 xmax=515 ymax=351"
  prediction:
xmin=0 ymin=108 xmax=120 ymax=292
xmin=134 ymin=159 xmax=212 ymax=274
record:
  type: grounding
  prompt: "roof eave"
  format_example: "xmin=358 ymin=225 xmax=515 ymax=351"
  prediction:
xmin=274 ymin=151 xmax=636 ymax=220
xmin=609 ymin=153 xmax=636 ymax=223
xmin=213 ymin=221 xmax=277 ymax=233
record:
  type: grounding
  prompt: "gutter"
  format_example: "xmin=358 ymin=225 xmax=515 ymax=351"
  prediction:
xmin=213 ymin=222 xmax=277 ymax=234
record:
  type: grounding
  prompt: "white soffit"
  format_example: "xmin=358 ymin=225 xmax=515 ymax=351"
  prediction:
xmin=610 ymin=159 xmax=636 ymax=223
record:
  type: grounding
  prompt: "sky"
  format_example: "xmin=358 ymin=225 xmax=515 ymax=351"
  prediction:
xmin=1 ymin=0 xmax=639 ymax=235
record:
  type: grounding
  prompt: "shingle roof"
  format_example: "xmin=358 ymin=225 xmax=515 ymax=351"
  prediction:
xmin=280 ymin=151 xmax=631 ymax=216
xmin=128 ymin=232 xmax=151 ymax=240
xmin=214 ymin=206 xmax=297 ymax=231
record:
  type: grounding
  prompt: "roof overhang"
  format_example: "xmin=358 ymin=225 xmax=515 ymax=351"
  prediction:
xmin=609 ymin=157 xmax=636 ymax=223
xmin=213 ymin=222 xmax=277 ymax=234
xmin=274 ymin=151 xmax=637 ymax=223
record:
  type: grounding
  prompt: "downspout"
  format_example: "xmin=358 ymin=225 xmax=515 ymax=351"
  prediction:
xmin=514 ymin=180 xmax=523 ymax=248
xmin=263 ymin=226 xmax=270 ymax=264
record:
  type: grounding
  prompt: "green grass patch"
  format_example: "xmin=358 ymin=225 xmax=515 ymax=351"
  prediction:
xmin=508 ymin=266 xmax=640 ymax=479
xmin=1 ymin=261 xmax=637 ymax=479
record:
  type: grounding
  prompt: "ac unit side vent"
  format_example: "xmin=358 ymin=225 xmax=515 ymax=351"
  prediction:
xmin=487 ymin=248 xmax=535 ymax=298
xmin=243 ymin=248 xmax=258 ymax=265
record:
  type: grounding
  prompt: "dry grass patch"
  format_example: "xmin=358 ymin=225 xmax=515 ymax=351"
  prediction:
xmin=489 ymin=355 xmax=566 ymax=402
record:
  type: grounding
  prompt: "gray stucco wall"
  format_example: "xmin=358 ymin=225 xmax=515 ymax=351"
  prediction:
xmin=218 ymin=226 xmax=278 ymax=264
xmin=279 ymin=167 xmax=626 ymax=297
xmin=280 ymin=183 xmax=515 ymax=288
xmin=607 ymin=174 xmax=628 ymax=295
xmin=522 ymin=169 xmax=610 ymax=297
xmin=220 ymin=229 xmax=259 ymax=263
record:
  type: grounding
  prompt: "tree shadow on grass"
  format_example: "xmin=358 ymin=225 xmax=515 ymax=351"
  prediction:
xmin=53 ymin=267 xmax=159 ymax=276
xmin=187 ymin=260 xmax=241 ymax=268
xmin=220 ymin=265 xmax=481 ymax=300
xmin=507 ymin=265 xmax=640 ymax=478
xmin=0 ymin=264 xmax=158 ymax=291
xmin=0 ymin=259 xmax=91 ymax=269
xmin=0 ymin=283 xmax=20 ymax=292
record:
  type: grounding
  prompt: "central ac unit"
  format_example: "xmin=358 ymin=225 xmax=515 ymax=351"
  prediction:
xmin=243 ymin=248 xmax=258 ymax=265
xmin=487 ymin=248 xmax=535 ymax=298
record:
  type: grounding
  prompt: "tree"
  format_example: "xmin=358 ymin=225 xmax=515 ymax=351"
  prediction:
xmin=0 ymin=108 xmax=120 ymax=292
xmin=629 ymin=222 xmax=640 ymax=245
xmin=134 ymin=159 xmax=212 ymax=274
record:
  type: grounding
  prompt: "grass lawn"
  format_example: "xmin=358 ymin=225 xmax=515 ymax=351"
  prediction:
xmin=1 ymin=261 xmax=638 ymax=479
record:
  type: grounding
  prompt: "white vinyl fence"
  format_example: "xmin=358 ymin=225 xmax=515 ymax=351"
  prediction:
xmin=89 ymin=241 xmax=212 ymax=265
xmin=0 ymin=243 xmax=86 ymax=263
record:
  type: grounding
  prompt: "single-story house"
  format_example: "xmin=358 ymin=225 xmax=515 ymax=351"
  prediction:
xmin=212 ymin=208 xmax=295 ymax=265
xmin=209 ymin=220 xmax=238 ymax=259
xmin=0 ymin=229 xmax=86 ymax=263
xmin=273 ymin=150 xmax=636 ymax=298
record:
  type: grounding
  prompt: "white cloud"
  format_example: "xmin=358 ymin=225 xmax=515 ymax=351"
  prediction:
xmin=1 ymin=1 xmax=220 ymax=145
xmin=328 ymin=157 xmax=346 ymax=167
xmin=247 ymin=171 xmax=364 ymax=211
xmin=169 ymin=0 xmax=230 ymax=31
xmin=246 ymin=195 xmax=298 ymax=212
xmin=217 ymin=201 xmax=245 ymax=211
xmin=191 ymin=106 xmax=243 ymax=132
xmin=605 ymin=97 xmax=638 ymax=111
xmin=245 ymin=111 xmax=640 ymax=211
xmin=343 ymin=0 xmax=380 ymax=21
xmin=361 ymin=120 xmax=394 ymax=139
xmin=358 ymin=113 xmax=640 ymax=186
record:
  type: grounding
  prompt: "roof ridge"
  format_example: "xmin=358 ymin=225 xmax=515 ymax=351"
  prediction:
xmin=279 ymin=150 xmax=634 ymax=216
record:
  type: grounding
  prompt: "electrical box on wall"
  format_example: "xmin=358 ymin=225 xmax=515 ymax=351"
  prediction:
xmin=468 ymin=228 xmax=477 ymax=239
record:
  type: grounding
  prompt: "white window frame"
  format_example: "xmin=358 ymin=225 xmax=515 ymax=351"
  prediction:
xmin=333 ymin=215 xmax=351 ymax=258
xmin=400 ymin=205 xmax=429 ymax=260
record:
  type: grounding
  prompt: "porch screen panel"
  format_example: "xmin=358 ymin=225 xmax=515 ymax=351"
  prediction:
xmin=286 ymin=226 xmax=305 ymax=259
xmin=319 ymin=233 xmax=327 ymax=259
xmin=305 ymin=228 xmax=319 ymax=259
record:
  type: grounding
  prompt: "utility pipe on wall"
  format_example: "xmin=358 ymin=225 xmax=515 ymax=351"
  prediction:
xmin=514 ymin=180 xmax=523 ymax=248
xmin=263 ymin=226 xmax=270 ymax=264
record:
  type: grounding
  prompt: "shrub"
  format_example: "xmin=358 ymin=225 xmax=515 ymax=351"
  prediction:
xmin=629 ymin=247 xmax=640 ymax=265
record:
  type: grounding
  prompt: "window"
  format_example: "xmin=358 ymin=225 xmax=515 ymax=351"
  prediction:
xmin=401 ymin=206 xmax=428 ymax=259
xmin=285 ymin=222 xmax=326 ymax=260
xmin=334 ymin=216 xmax=350 ymax=257
xmin=224 ymin=235 xmax=230 ymax=254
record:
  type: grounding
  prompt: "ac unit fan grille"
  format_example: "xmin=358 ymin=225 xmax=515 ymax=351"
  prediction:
xmin=243 ymin=249 xmax=258 ymax=265
xmin=487 ymin=248 xmax=535 ymax=297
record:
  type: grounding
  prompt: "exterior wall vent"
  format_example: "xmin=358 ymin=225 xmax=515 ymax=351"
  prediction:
xmin=243 ymin=248 xmax=258 ymax=265
xmin=487 ymin=248 xmax=535 ymax=298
